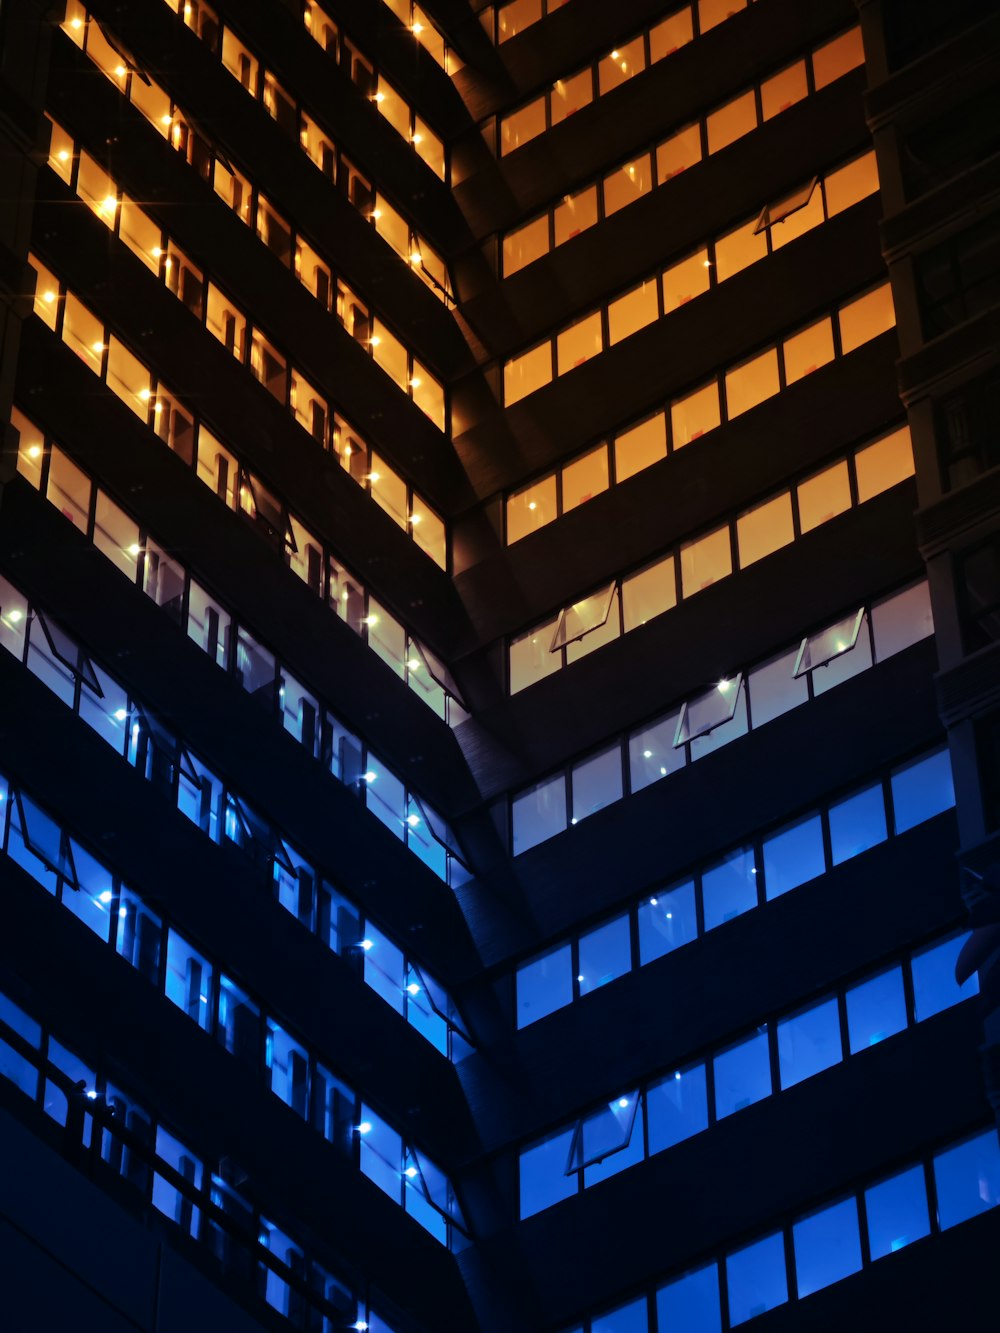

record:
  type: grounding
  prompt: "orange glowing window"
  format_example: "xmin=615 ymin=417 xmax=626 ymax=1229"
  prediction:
xmin=556 ymin=311 xmax=603 ymax=375
xmin=562 ymin=446 xmax=609 ymax=512
xmin=615 ymin=413 xmax=666 ymax=481
xmin=662 ymin=247 xmax=711 ymax=313
xmin=671 ymin=380 xmax=720 ymax=448
xmin=656 ymin=123 xmax=702 ymax=182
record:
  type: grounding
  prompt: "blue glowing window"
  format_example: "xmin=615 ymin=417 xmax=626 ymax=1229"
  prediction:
xmin=578 ymin=914 xmax=631 ymax=995
xmin=762 ymin=813 xmax=826 ymax=899
xmin=656 ymin=1262 xmax=721 ymax=1332
xmin=777 ymin=997 xmax=842 ymax=1089
xmin=933 ymin=1130 xmax=1000 ymax=1230
xmin=890 ymin=748 xmax=954 ymax=833
xmin=519 ymin=1126 xmax=577 ymax=1219
xmin=517 ymin=944 xmax=572 ymax=1028
xmin=637 ymin=880 xmax=697 ymax=964
xmin=702 ymin=847 xmax=757 ymax=931
xmin=828 ymin=782 xmax=887 ymax=865
xmin=911 ymin=933 xmax=978 ymax=1021
xmin=792 ymin=1197 xmax=862 ymax=1297
xmin=714 ymin=1028 xmax=771 ymax=1119
xmin=865 ymin=1166 xmax=930 ymax=1259
xmin=647 ymin=1062 xmax=708 ymax=1154
xmin=591 ymin=1296 xmax=648 ymax=1333
xmin=845 ymin=966 xmax=907 ymax=1053
xmin=726 ymin=1232 xmax=787 ymax=1325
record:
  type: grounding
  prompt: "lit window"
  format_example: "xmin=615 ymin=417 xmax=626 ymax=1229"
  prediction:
xmin=890 ymin=748 xmax=955 ymax=833
xmin=761 ymin=59 xmax=807 ymax=119
xmin=912 ymin=933 xmax=978 ymax=1021
xmin=504 ymin=341 xmax=552 ymax=405
xmin=725 ymin=347 xmax=780 ymax=419
xmin=11 ymin=408 xmax=43 ymax=490
xmin=637 ymin=881 xmax=697 ymax=966
xmin=553 ymin=185 xmax=598 ymax=246
xmin=747 ymin=646 xmax=809 ymax=729
xmin=792 ymin=1198 xmax=862 ymax=1297
xmin=670 ymin=378 xmax=720 ymax=447
xmin=628 ymin=708 xmax=685 ymax=792
xmin=756 ymin=177 xmax=823 ymax=245
xmin=777 ymin=996 xmax=842 ymax=1088
xmin=577 ymin=915 xmax=631 ymax=994
xmin=47 ymin=117 xmax=74 ymax=183
xmin=556 ymin=310 xmax=603 ymax=375
xmin=615 ymin=412 xmax=666 ymax=482
xmin=845 ymin=966 xmax=907 ymax=1053
xmin=649 ymin=9 xmax=694 ymax=62
xmin=622 ymin=554 xmax=676 ymax=630
xmin=550 ymin=68 xmax=593 ymax=126
xmin=516 ymin=944 xmax=572 ymax=1027
xmin=164 ymin=929 xmax=213 ymax=1031
xmin=706 ymin=88 xmax=756 ymax=155
xmin=656 ymin=122 xmax=702 ymax=182
xmin=221 ymin=28 xmax=258 ymax=92
xmin=714 ymin=215 xmax=768 ymax=283
xmin=608 ymin=279 xmax=659 ymax=345
xmin=933 ymin=1131 xmax=1000 ymax=1230
xmin=519 ymin=1126 xmax=576 ymax=1218
xmin=503 ymin=214 xmax=549 ymax=276
xmin=598 ymin=35 xmax=645 ymax=95
xmin=829 ymin=783 xmax=887 ymax=865
xmin=679 ymin=525 xmax=731 ymax=596
xmin=812 ymin=26 xmax=865 ymax=91
xmin=46 ymin=445 xmax=91 ymax=529
xmin=675 ymin=674 xmax=743 ymax=745
xmin=106 ymin=336 xmax=151 ymax=419
xmin=793 ymin=608 xmax=866 ymax=678
xmin=854 ymin=425 xmax=913 ymax=501
xmin=205 ymin=284 xmax=247 ymax=361
xmin=656 ymin=1262 xmax=720 ymax=1331
xmin=714 ymin=1028 xmax=770 ymax=1119
xmin=736 ymin=491 xmax=794 ymax=567
xmin=662 ymin=247 xmax=711 ymax=313
xmin=762 ymin=811 xmax=825 ymax=899
xmin=783 ymin=316 xmax=835 ymax=384
xmin=561 ymin=446 xmax=608 ymax=512
xmin=62 ymin=291 xmax=104 ymax=375
xmin=865 ymin=1166 xmax=931 ymax=1259
xmin=824 ymin=151 xmax=880 ymax=216
xmin=552 ymin=582 xmax=617 ymax=652
xmin=603 ymin=153 xmax=653 ymax=217
xmin=699 ymin=0 xmax=745 ymax=34
xmin=702 ymin=847 xmax=757 ymax=930
xmin=726 ymin=1232 xmax=787 ymax=1326
xmin=119 ymin=196 xmax=161 ymax=274
xmin=500 ymin=96 xmax=546 ymax=155
xmin=512 ymin=774 xmax=567 ymax=853
xmin=571 ymin=745 xmax=623 ymax=824
xmin=498 ymin=0 xmax=541 ymax=43
xmin=870 ymin=580 xmax=933 ymax=660
xmin=93 ymin=491 xmax=140 ymax=581
xmin=507 ymin=474 xmax=557 ymax=542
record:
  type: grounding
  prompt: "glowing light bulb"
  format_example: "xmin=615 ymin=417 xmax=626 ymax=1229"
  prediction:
xmin=412 ymin=22 xmax=424 ymax=34
xmin=27 ymin=445 xmax=42 ymax=458
xmin=98 ymin=890 xmax=113 ymax=905
xmin=408 ymin=513 xmax=421 ymax=525
xmin=528 ymin=501 xmax=537 ymax=511
xmin=407 ymin=659 xmax=421 ymax=671
xmin=617 ymin=1097 xmax=629 ymax=1109
xmin=373 ymin=92 xmax=385 ymax=103
xmin=406 ymin=814 xmax=421 ymax=828
xmin=70 ymin=16 xmax=82 ymax=29
xmin=643 ymin=749 xmax=652 ymax=759
xmin=405 ymin=981 xmax=421 ymax=994
xmin=8 ymin=610 xmax=23 ymax=624
xmin=101 ymin=195 xmax=117 ymax=214
xmin=139 ymin=387 xmax=151 ymax=400
xmin=115 ymin=64 xmax=127 ymax=77
xmin=409 ymin=377 xmax=422 ymax=389
xmin=113 ymin=708 xmax=128 ymax=721
xmin=127 ymin=543 xmax=142 ymax=556
xmin=91 ymin=341 xmax=105 ymax=353
xmin=357 ymin=1121 xmax=372 ymax=1134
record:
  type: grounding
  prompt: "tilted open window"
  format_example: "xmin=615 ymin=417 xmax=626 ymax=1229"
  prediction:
xmin=754 ymin=176 xmax=818 ymax=234
xmin=674 ymin=674 xmax=743 ymax=746
xmin=566 ymin=1092 xmax=640 ymax=1171
xmin=550 ymin=582 xmax=616 ymax=652
xmin=35 ymin=611 xmax=102 ymax=695
xmin=793 ymin=608 xmax=865 ymax=677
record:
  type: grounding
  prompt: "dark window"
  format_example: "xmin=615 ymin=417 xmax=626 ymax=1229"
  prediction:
xmin=937 ymin=367 xmax=1000 ymax=489
xmin=959 ymin=535 xmax=1000 ymax=652
xmin=915 ymin=215 xmax=1000 ymax=340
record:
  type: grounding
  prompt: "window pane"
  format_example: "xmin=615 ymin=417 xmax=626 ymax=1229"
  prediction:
xmin=811 ymin=614 xmax=873 ymax=695
xmin=519 ymin=1127 xmax=576 ymax=1218
xmin=813 ymin=26 xmax=865 ymax=90
xmin=637 ymin=881 xmax=697 ymax=964
xmin=504 ymin=214 xmax=548 ymax=276
xmin=714 ymin=1029 xmax=770 ymax=1119
xmin=737 ymin=491 xmax=793 ymax=567
xmin=761 ymin=60 xmax=807 ymax=119
xmin=647 ymin=1062 xmax=708 ymax=1154
xmin=706 ymin=89 xmax=756 ymax=155
xmin=714 ymin=216 xmax=767 ymax=283
xmin=777 ymin=997 xmax=841 ymax=1088
xmin=725 ymin=348 xmax=780 ymax=419
xmin=505 ymin=341 xmax=552 ymax=405
xmin=680 ymin=525 xmax=731 ymax=596
xmin=582 ymin=1098 xmax=644 ymax=1187
xmin=671 ymin=379 xmax=719 ymax=447
xmin=911 ymin=934 xmax=978 ymax=1021
xmin=93 ymin=493 xmax=140 ymax=581
xmin=517 ymin=944 xmax=572 ymax=1027
xmin=846 ymin=966 xmax=907 ymax=1053
xmin=839 ymin=283 xmax=895 ymax=354
xmin=656 ymin=122 xmax=701 ymax=182
xmin=106 ymin=337 xmax=151 ymax=419
xmin=165 ymin=929 xmax=213 ymax=1031
xmin=47 ymin=446 xmax=90 ymax=529
xmin=702 ymin=847 xmax=757 ymax=931
xmin=855 ymin=425 xmax=913 ymax=502
xmin=591 ymin=1298 xmax=647 ymax=1333
xmin=933 ymin=1131 xmax=1000 ymax=1230
xmin=608 ymin=279 xmax=659 ymax=345
xmin=829 ymin=783 xmax=887 ymax=864
xmin=793 ymin=1198 xmax=862 ymax=1297
xmin=62 ymin=292 xmax=104 ymax=374
xmin=689 ymin=687 xmax=747 ymax=760
xmin=767 ymin=182 xmax=825 ymax=250
xmin=783 ymin=316 xmax=835 ymax=384
xmin=699 ymin=0 xmax=745 ymax=32
xmin=891 ymin=748 xmax=955 ymax=833
xmin=871 ymin=580 xmax=933 ymax=660
xmin=797 ymin=460 xmax=851 ymax=532
xmin=508 ymin=474 xmax=557 ymax=543
xmin=498 ymin=0 xmax=541 ymax=41
xmin=571 ymin=745 xmax=623 ymax=823
xmin=656 ymin=1262 xmax=721 ymax=1333
xmin=119 ymin=197 xmax=162 ymax=274
xmin=747 ymin=646 xmax=809 ymax=728
xmin=603 ymin=153 xmax=653 ymax=218
xmin=763 ymin=813 xmax=825 ymax=900
xmin=578 ymin=915 xmax=630 ymax=995
xmin=556 ymin=310 xmax=602 ymax=375
xmin=553 ymin=186 xmax=598 ymax=246
xmin=662 ymin=248 xmax=711 ymax=314
xmin=622 ymin=556 xmax=676 ymax=631
xmin=550 ymin=69 xmax=592 ymax=126
xmin=510 ymin=618 xmax=560 ymax=693
xmin=562 ymin=446 xmax=608 ymax=512
xmin=650 ymin=9 xmax=694 ymax=61
xmin=628 ymin=708 xmax=685 ymax=792
xmin=726 ymin=1233 xmax=787 ymax=1326
xmin=865 ymin=1166 xmax=930 ymax=1259
xmin=824 ymin=151 xmax=879 ymax=217
xmin=615 ymin=413 xmax=666 ymax=482
xmin=512 ymin=774 xmax=567 ymax=853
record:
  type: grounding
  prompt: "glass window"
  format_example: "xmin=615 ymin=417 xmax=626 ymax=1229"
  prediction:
xmin=504 ymin=214 xmax=548 ymax=277
xmin=793 ymin=1198 xmax=862 ymax=1297
xmin=76 ymin=150 xmax=115 ymax=223
xmin=628 ymin=708 xmax=685 ymax=792
xmin=702 ymin=847 xmax=758 ymax=931
xmin=365 ymin=761 xmax=406 ymax=839
xmin=235 ymin=626 xmax=276 ymax=705
xmin=656 ymin=122 xmax=702 ymax=182
xmin=637 ymin=881 xmax=697 ymax=964
xmin=505 ymin=342 xmax=552 ymax=406
xmin=579 ymin=1095 xmax=644 ymax=1187
xmin=93 ymin=492 xmax=140 ymax=581
xmin=810 ymin=613 xmax=873 ymax=695
xmin=519 ymin=1127 xmax=576 ymax=1218
xmin=501 ymin=97 xmax=546 ymax=154
xmin=615 ymin=413 xmax=666 ymax=482
xmin=933 ymin=1131 xmax=1000 ymax=1230
xmin=747 ymin=646 xmax=809 ymax=728
xmin=256 ymin=195 xmax=292 ymax=266
xmin=592 ymin=1298 xmax=647 ymax=1333
xmin=714 ymin=1028 xmax=770 ymax=1119
xmin=783 ymin=316 xmax=836 ymax=385
xmin=553 ymin=186 xmax=598 ymax=246
xmin=557 ymin=311 xmax=602 ymax=375
xmin=726 ymin=1232 xmax=787 ymax=1326
xmin=165 ymin=929 xmax=213 ymax=1031
xmin=871 ymin=580 xmax=933 ymax=660
xmin=0 ymin=573 xmax=28 ymax=658
xmin=680 ymin=525 xmax=731 ymax=596
xmin=562 ymin=447 xmax=608 ymax=512
xmin=47 ymin=116 xmax=74 ymax=183
xmin=865 ymin=1165 xmax=931 ymax=1259
xmin=737 ymin=491 xmax=794 ymax=568
xmin=267 ymin=1021 xmax=310 ymax=1116
xmin=891 ymin=748 xmax=955 ymax=833
xmin=829 ymin=783 xmax=887 ymax=864
xmin=598 ymin=35 xmax=645 ymax=95
xmin=498 ymin=0 xmax=541 ymax=41
xmin=187 ymin=580 xmax=231 ymax=668
xmin=714 ymin=216 xmax=767 ymax=283
xmin=106 ymin=336 xmax=151 ymax=419
xmin=410 ymin=497 xmax=446 ymax=568
xmin=578 ymin=915 xmax=630 ymax=995
xmin=846 ymin=966 xmax=907 ymax=1053
xmin=116 ymin=888 xmax=162 ymax=982
xmin=212 ymin=158 xmax=251 ymax=223
xmin=608 ymin=279 xmax=659 ymax=345
xmin=725 ymin=347 xmax=780 ymax=419
xmin=46 ymin=446 xmax=91 ymax=530
xmin=671 ymin=379 xmax=719 ymax=447
xmin=813 ymin=27 xmax=865 ymax=89
xmin=376 ymin=77 xmax=410 ymax=140
xmin=838 ymin=282 xmax=895 ymax=354
xmin=650 ymin=10 xmax=694 ymax=62
xmin=622 ymin=555 xmax=676 ymax=631
xmin=766 ymin=181 xmax=825 ymax=251
xmin=550 ymin=68 xmax=593 ymax=126
xmin=662 ymin=248 xmax=711 ymax=315
xmin=681 ymin=676 xmax=744 ymax=751
xmin=372 ymin=322 xmax=408 ymax=390
xmin=855 ymin=425 xmax=913 ymax=502
xmin=912 ymin=933 xmax=978 ymax=1021
xmin=777 ymin=996 xmax=841 ymax=1088
xmin=797 ymin=459 xmax=851 ymax=532
xmin=572 ymin=745 xmax=623 ymax=823
xmin=411 ymin=362 xmax=446 ymax=430
xmin=218 ymin=974 xmax=260 ymax=1065
xmin=647 ymin=1061 xmax=708 ymax=1155
xmin=62 ymin=291 xmax=104 ymax=375
xmin=512 ymin=774 xmax=567 ymax=853
xmin=706 ymin=89 xmax=756 ymax=155
xmin=205 ymin=284 xmax=246 ymax=360
xmin=63 ymin=839 xmax=116 ymax=941
xmin=221 ymin=28 xmax=258 ymax=91
xmin=763 ymin=813 xmax=825 ymax=899
xmin=153 ymin=1126 xmax=201 ymax=1238
xmin=517 ymin=944 xmax=572 ymax=1027
xmin=761 ymin=60 xmax=808 ymax=119
xmin=824 ymin=151 xmax=879 ymax=217
xmin=12 ymin=408 xmax=43 ymax=490
xmin=603 ymin=154 xmax=653 ymax=217
xmin=656 ymin=1262 xmax=720 ymax=1332
xmin=359 ymin=1108 xmax=402 ymax=1202
xmin=119 ymin=197 xmax=161 ymax=274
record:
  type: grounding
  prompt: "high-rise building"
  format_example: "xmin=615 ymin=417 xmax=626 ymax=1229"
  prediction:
xmin=0 ymin=0 xmax=998 ymax=1329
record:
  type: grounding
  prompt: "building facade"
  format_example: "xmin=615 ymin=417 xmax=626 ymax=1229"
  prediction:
xmin=0 ymin=0 xmax=998 ymax=1329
